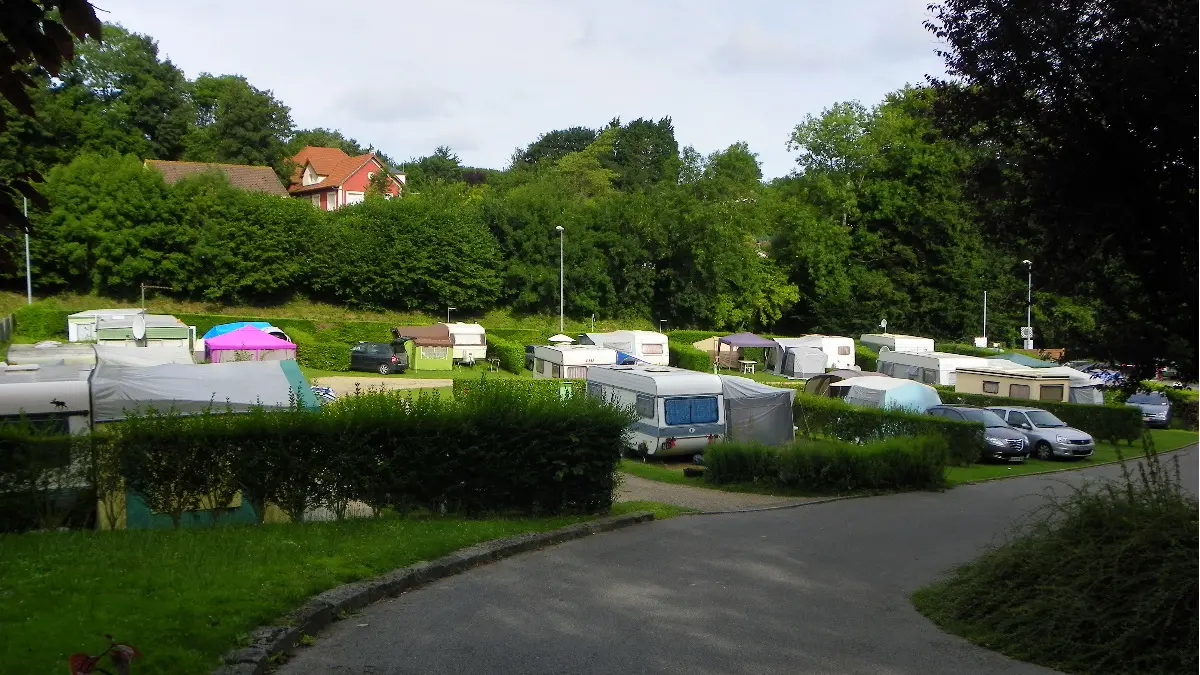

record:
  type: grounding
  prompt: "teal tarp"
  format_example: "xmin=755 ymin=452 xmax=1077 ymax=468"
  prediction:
xmin=993 ymin=353 xmax=1057 ymax=368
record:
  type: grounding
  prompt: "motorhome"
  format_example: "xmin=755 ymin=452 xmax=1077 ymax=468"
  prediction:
xmin=578 ymin=331 xmax=669 ymax=366
xmin=876 ymin=350 xmax=989 ymax=386
xmin=858 ymin=333 xmax=935 ymax=354
xmin=957 ymin=366 xmax=1082 ymax=404
xmin=0 ymin=363 xmax=93 ymax=434
xmin=771 ymin=335 xmax=856 ymax=372
xmin=530 ymin=345 xmax=617 ymax=379
xmin=443 ymin=322 xmax=487 ymax=363
xmin=67 ymin=308 xmax=145 ymax=342
xmin=587 ymin=365 xmax=725 ymax=456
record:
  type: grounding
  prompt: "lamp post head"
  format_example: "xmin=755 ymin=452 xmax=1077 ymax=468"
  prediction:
xmin=555 ymin=225 xmax=564 ymax=232
xmin=1022 ymin=259 xmax=1032 ymax=268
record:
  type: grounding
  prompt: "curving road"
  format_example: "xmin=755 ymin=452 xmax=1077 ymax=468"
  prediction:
xmin=280 ymin=448 xmax=1196 ymax=675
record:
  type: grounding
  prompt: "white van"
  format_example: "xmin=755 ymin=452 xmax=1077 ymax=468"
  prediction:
xmin=578 ymin=331 xmax=669 ymax=366
xmin=773 ymin=335 xmax=856 ymax=371
xmin=531 ymin=345 xmax=617 ymax=379
xmin=859 ymin=333 xmax=935 ymax=354
xmin=876 ymin=350 xmax=989 ymax=386
xmin=587 ymin=365 xmax=724 ymax=457
xmin=442 ymin=322 xmax=487 ymax=363
xmin=0 ymin=364 xmax=93 ymax=435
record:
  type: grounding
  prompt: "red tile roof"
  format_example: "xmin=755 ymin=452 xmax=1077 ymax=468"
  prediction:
xmin=291 ymin=146 xmax=351 ymax=184
xmin=145 ymin=160 xmax=288 ymax=197
xmin=288 ymin=152 xmax=384 ymax=195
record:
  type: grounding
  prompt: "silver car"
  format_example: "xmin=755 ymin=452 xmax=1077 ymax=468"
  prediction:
xmin=986 ymin=406 xmax=1096 ymax=460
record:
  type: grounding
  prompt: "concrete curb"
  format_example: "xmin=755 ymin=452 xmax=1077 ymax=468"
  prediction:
xmin=211 ymin=511 xmax=655 ymax=675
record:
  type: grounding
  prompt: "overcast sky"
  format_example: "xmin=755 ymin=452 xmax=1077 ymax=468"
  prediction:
xmin=93 ymin=0 xmax=948 ymax=178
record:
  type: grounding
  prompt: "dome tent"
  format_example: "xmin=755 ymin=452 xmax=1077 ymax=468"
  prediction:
xmin=829 ymin=375 xmax=941 ymax=413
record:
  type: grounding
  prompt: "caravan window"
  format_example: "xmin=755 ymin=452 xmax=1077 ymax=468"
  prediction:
xmin=551 ymin=364 xmax=562 ymax=378
xmin=921 ymin=368 xmax=938 ymax=385
xmin=837 ymin=345 xmax=851 ymax=355
xmin=664 ymin=397 xmax=719 ymax=426
xmin=454 ymin=334 xmax=483 ymax=345
xmin=635 ymin=394 xmax=655 ymax=419
xmin=587 ymin=382 xmax=604 ymax=399
xmin=642 ymin=343 xmax=664 ymax=355
xmin=1039 ymin=385 xmax=1064 ymax=401
xmin=1009 ymin=384 xmax=1031 ymax=399
xmin=565 ymin=366 xmax=587 ymax=379
xmin=982 ymin=380 xmax=1000 ymax=394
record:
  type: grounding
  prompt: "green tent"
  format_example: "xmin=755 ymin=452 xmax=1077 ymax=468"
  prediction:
xmin=393 ymin=325 xmax=454 ymax=371
xmin=992 ymin=352 xmax=1057 ymax=368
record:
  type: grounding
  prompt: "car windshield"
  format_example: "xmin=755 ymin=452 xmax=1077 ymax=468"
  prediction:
xmin=1026 ymin=410 xmax=1067 ymax=427
xmin=1128 ymin=393 xmax=1167 ymax=404
xmin=958 ymin=408 xmax=1009 ymax=427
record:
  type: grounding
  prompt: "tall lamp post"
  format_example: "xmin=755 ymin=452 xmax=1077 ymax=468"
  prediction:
xmin=1022 ymin=259 xmax=1033 ymax=350
xmin=446 ymin=306 xmax=456 ymax=323
xmin=555 ymin=226 xmax=565 ymax=334
xmin=23 ymin=197 xmax=31 ymax=304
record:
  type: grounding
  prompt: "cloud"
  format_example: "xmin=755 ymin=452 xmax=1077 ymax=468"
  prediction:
xmin=708 ymin=23 xmax=845 ymax=75
xmin=335 ymin=83 xmax=463 ymax=122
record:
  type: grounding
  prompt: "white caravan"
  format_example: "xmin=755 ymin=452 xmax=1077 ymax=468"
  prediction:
xmin=578 ymin=331 xmax=669 ymax=366
xmin=876 ymin=350 xmax=989 ymax=386
xmin=442 ymin=322 xmax=487 ymax=363
xmin=587 ymin=365 xmax=725 ymax=457
xmin=773 ymin=335 xmax=856 ymax=371
xmin=859 ymin=333 xmax=935 ymax=354
xmin=0 ymin=364 xmax=93 ymax=434
xmin=530 ymin=344 xmax=617 ymax=379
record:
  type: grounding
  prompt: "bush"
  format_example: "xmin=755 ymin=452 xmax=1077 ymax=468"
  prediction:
xmin=666 ymin=329 xmax=720 ymax=346
xmin=669 ymin=342 xmax=711 ymax=372
xmin=854 ymin=344 xmax=877 ymax=372
xmin=288 ymin=328 xmax=350 ymax=371
xmin=12 ymin=305 xmax=70 ymax=341
xmin=0 ymin=423 xmax=94 ymax=532
xmin=913 ymin=436 xmax=1197 ymax=675
xmin=793 ymin=393 xmax=984 ymax=466
xmin=486 ymin=334 xmax=526 ymax=374
xmin=936 ymin=391 xmax=1142 ymax=445
xmin=704 ymin=435 xmax=947 ymax=493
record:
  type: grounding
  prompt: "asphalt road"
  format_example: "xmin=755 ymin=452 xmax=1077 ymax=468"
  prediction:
xmin=280 ymin=447 xmax=1197 ymax=675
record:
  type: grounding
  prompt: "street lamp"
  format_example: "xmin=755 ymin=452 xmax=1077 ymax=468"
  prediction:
xmin=659 ymin=319 xmax=667 ymax=333
xmin=555 ymin=226 xmax=565 ymax=333
xmin=1022 ymin=259 xmax=1033 ymax=350
xmin=446 ymin=306 xmax=456 ymax=323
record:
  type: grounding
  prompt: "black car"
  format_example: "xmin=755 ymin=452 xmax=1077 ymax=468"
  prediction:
xmin=349 ymin=341 xmax=409 ymax=375
xmin=927 ymin=405 xmax=1029 ymax=462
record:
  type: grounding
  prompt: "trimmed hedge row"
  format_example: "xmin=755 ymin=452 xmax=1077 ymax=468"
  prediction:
xmin=793 ymin=393 xmax=984 ymax=466
xmin=11 ymin=305 xmax=70 ymax=341
xmin=452 ymin=377 xmax=584 ymax=400
xmin=665 ymin=330 xmax=721 ymax=346
xmin=935 ymin=391 xmax=1142 ymax=445
xmin=854 ymin=345 xmax=878 ymax=372
xmin=669 ymin=342 xmax=711 ymax=372
xmin=486 ymin=334 xmax=526 ymax=374
xmin=704 ymin=435 xmax=948 ymax=493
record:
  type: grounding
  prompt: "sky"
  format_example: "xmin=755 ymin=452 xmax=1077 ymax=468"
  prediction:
xmin=92 ymin=0 xmax=948 ymax=179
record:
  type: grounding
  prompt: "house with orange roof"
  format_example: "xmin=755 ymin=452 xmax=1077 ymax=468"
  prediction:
xmin=144 ymin=160 xmax=289 ymax=197
xmin=288 ymin=146 xmax=405 ymax=210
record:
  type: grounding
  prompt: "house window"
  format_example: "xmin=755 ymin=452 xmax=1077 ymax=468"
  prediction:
xmin=311 ymin=194 xmax=320 ymax=207
xmin=1039 ymin=384 xmax=1064 ymax=401
xmin=838 ymin=345 xmax=851 ymax=355
xmin=1009 ymin=384 xmax=1031 ymax=399
xmin=328 ymin=192 xmax=338 ymax=209
xmin=635 ymin=394 xmax=655 ymax=419
xmin=367 ymin=171 xmax=375 ymax=180
xmin=345 ymin=191 xmax=365 ymax=205
xmin=642 ymin=343 xmax=664 ymax=355
xmin=982 ymin=380 xmax=1000 ymax=394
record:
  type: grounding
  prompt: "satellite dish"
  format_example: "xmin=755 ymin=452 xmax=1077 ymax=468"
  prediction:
xmin=132 ymin=313 xmax=147 ymax=341
xmin=880 ymin=319 xmax=887 ymax=330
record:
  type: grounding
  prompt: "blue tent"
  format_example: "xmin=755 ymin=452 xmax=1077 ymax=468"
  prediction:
xmin=616 ymin=351 xmax=650 ymax=366
xmin=203 ymin=321 xmax=271 ymax=340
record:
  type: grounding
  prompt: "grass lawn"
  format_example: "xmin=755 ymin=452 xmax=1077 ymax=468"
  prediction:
xmin=609 ymin=500 xmax=696 ymax=519
xmin=0 ymin=506 xmax=672 ymax=675
xmin=945 ymin=429 xmax=1198 ymax=486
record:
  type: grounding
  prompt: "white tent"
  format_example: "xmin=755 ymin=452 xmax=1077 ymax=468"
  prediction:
xmin=769 ymin=345 xmax=827 ymax=378
xmin=719 ymin=375 xmax=796 ymax=446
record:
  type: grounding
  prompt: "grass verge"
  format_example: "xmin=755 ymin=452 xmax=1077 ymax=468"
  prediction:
xmin=619 ymin=459 xmax=837 ymax=498
xmin=0 ymin=513 xmax=630 ymax=675
xmin=913 ymin=438 xmax=1198 ymax=674
xmin=609 ymin=500 xmax=695 ymax=519
xmin=945 ymin=429 xmax=1197 ymax=485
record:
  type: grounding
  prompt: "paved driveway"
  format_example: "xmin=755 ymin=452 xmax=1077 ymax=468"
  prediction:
xmin=280 ymin=448 xmax=1196 ymax=675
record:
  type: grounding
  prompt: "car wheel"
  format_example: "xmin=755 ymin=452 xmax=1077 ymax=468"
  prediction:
xmin=1034 ymin=441 xmax=1054 ymax=461
xmin=377 ymin=363 xmax=391 ymax=375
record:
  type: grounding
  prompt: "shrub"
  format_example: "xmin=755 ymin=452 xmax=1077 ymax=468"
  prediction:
xmin=793 ymin=393 xmax=984 ymax=466
xmin=12 ymin=305 xmax=70 ymax=341
xmin=936 ymin=391 xmax=1142 ymax=445
xmin=0 ymin=422 xmax=93 ymax=532
xmin=666 ymin=329 xmax=720 ymax=346
xmin=669 ymin=342 xmax=711 ymax=372
xmin=452 ymin=377 xmax=584 ymax=400
xmin=913 ymin=436 xmax=1197 ymax=675
xmin=704 ymin=435 xmax=948 ymax=493
xmin=288 ymin=328 xmax=350 ymax=371
xmin=486 ymin=334 xmax=526 ymax=374
xmin=854 ymin=344 xmax=877 ymax=372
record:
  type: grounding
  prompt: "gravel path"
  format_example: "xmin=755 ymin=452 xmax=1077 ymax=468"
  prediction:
xmin=313 ymin=376 xmax=453 ymax=396
xmin=616 ymin=473 xmax=815 ymax=512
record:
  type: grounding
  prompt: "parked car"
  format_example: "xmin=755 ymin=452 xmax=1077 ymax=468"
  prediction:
xmin=927 ymin=405 xmax=1029 ymax=463
xmin=986 ymin=406 xmax=1095 ymax=460
xmin=349 ymin=341 xmax=409 ymax=375
xmin=1125 ymin=391 xmax=1172 ymax=428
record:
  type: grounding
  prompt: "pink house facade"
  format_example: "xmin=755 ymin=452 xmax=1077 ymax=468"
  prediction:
xmin=288 ymin=146 xmax=405 ymax=210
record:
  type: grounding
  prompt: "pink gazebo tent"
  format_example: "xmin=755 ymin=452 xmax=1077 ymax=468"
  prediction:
xmin=204 ymin=325 xmax=297 ymax=363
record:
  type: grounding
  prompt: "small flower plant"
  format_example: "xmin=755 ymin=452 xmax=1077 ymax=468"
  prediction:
xmin=69 ymin=635 xmax=141 ymax=675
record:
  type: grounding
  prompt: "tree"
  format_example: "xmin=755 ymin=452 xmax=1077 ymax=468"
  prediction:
xmin=926 ymin=0 xmax=1198 ymax=376
xmin=286 ymin=127 xmax=368 ymax=157
xmin=400 ymin=145 xmax=463 ymax=189
xmin=605 ymin=117 xmax=681 ymax=191
xmin=0 ymin=0 xmax=101 ymax=234
xmin=510 ymin=126 xmax=598 ymax=171
xmin=184 ymin=74 xmax=294 ymax=176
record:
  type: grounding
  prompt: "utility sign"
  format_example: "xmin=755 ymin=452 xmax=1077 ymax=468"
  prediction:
xmin=1020 ymin=326 xmax=1033 ymax=339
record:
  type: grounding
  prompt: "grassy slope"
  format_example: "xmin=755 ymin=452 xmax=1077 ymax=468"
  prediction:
xmin=0 ymin=504 xmax=681 ymax=675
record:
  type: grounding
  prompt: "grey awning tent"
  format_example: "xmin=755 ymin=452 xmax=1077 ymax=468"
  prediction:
xmin=719 ymin=375 xmax=796 ymax=446
xmin=90 ymin=359 xmax=318 ymax=423
xmin=718 ymin=333 xmax=778 ymax=349
xmin=774 ymin=346 xmax=826 ymax=378
xmin=804 ymin=369 xmax=867 ymax=397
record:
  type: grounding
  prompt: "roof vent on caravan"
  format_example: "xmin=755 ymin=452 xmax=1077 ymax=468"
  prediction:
xmin=645 ymin=367 xmax=673 ymax=372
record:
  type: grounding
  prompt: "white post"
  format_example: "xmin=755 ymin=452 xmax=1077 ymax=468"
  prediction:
xmin=23 ymin=198 xmax=31 ymax=304
xmin=983 ymin=290 xmax=987 ymax=339
xmin=1023 ymin=260 xmax=1034 ymax=350
xmin=556 ymin=226 xmax=565 ymax=333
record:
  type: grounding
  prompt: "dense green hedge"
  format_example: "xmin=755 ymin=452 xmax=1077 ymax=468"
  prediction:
xmin=936 ymin=391 xmax=1141 ymax=445
xmin=793 ymin=393 xmax=984 ymax=466
xmin=669 ymin=342 xmax=711 ymax=372
xmin=935 ymin=342 xmax=1006 ymax=358
xmin=704 ymin=435 xmax=948 ymax=493
xmin=666 ymin=330 xmax=721 ymax=346
xmin=12 ymin=306 xmax=70 ymax=341
xmin=452 ymin=377 xmax=584 ymax=399
xmin=486 ymin=334 xmax=526 ymax=374
xmin=855 ymin=344 xmax=878 ymax=372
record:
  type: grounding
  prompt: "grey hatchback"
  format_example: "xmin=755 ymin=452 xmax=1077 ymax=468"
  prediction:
xmin=927 ymin=405 xmax=1028 ymax=462
xmin=986 ymin=406 xmax=1096 ymax=460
